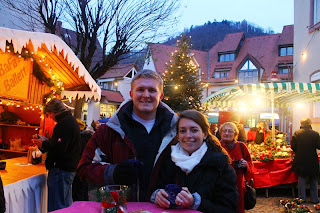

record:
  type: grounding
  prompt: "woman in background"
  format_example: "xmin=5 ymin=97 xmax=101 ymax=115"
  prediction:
xmin=220 ymin=122 xmax=253 ymax=213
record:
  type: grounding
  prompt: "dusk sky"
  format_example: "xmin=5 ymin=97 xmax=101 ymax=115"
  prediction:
xmin=172 ymin=0 xmax=294 ymax=34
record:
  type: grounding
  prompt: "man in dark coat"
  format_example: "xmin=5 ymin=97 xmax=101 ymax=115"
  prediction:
xmin=291 ymin=118 xmax=320 ymax=203
xmin=33 ymin=99 xmax=81 ymax=211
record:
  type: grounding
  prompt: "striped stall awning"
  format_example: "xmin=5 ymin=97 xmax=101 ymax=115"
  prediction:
xmin=202 ymin=82 xmax=320 ymax=108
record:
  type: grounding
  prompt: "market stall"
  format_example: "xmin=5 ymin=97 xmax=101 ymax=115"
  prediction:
xmin=0 ymin=27 xmax=101 ymax=155
xmin=202 ymin=82 xmax=320 ymax=190
xmin=0 ymin=27 xmax=101 ymax=213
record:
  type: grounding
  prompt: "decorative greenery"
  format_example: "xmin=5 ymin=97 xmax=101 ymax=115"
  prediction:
xmin=280 ymin=198 xmax=312 ymax=212
xmin=162 ymin=34 xmax=203 ymax=112
xmin=5 ymin=42 xmax=55 ymax=88
xmin=99 ymin=186 xmax=128 ymax=213
xmin=32 ymin=62 xmax=54 ymax=87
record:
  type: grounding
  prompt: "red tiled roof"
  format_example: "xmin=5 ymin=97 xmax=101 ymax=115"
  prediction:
xmin=148 ymin=25 xmax=293 ymax=85
xmin=148 ymin=43 xmax=208 ymax=80
xmin=207 ymin=26 xmax=293 ymax=83
xmin=278 ymin=25 xmax=294 ymax=46
xmin=101 ymin=90 xmax=124 ymax=103
xmin=99 ymin=63 xmax=137 ymax=79
xmin=217 ymin=32 xmax=244 ymax=53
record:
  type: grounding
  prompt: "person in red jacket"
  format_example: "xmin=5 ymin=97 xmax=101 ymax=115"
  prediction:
xmin=247 ymin=122 xmax=266 ymax=144
xmin=220 ymin=122 xmax=254 ymax=213
xmin=77 ymin=70 xmax=178 ymax=202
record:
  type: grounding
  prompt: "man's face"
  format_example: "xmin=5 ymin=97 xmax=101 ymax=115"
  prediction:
xmin=130 ymin=78 xmax=163 ymax=115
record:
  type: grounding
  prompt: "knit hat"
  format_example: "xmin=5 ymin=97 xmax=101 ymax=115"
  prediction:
xmin=76 ymin=118 xmax=86 ymax=130
xmin=44 ymin=99 xmax=66 ymax=114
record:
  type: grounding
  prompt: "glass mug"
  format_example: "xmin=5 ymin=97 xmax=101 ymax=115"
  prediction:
xmin=165 ymin=184 xmax=182 ymax=208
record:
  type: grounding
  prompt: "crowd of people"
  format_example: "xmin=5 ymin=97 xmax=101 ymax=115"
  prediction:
xmin=25 ymin=69 xmax=320 ymax=213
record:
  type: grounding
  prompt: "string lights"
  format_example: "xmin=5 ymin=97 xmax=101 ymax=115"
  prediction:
xmin=4 ymin=42 xmax=64 ymax=107
xmin=162 ymin=34 xmax=203 ymax=111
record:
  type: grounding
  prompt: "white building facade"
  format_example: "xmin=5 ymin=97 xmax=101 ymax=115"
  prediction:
xmin=293 ymin=0 xmax=320 ymax=131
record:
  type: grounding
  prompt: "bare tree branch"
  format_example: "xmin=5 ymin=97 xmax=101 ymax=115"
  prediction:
xmin=1 ymin=0 xmax=180 ymax=79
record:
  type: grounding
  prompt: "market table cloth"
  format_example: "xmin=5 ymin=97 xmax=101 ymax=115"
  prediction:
xmin=0 ymin=157 xmax=47 ymax=213
xmin=50 ymin=201 xmax=201 ymax=213
xmin=253 ymin=158 xmax=298 ymax=188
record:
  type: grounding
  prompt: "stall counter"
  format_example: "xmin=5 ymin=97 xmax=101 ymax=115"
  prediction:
xmin=253 ymin=158 xmax=298 ymax=188
xmin=1 ymin=157 xmax=47 ymax=213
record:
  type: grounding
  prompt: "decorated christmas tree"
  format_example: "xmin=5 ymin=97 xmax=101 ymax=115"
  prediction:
xmin=162 ymin=35 xmax=203 ymax=112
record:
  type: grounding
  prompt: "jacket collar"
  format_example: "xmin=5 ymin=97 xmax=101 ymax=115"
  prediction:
xmin=54 ymin=110 xmax=71 ymax=123
xmin=300 ymin=124 xmax=312 ymax=129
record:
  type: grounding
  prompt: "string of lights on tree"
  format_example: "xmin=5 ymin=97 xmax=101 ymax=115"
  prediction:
xmin=1 ymin=41 xmax=64 ymax=110
xmin=162 ymin=34 xmax=203 ymax=112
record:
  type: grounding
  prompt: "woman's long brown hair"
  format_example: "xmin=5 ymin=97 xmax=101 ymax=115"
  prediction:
xmin=177 ymin=110 xmax=231 ymax=163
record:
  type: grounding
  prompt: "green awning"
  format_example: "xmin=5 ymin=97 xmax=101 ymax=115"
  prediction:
xmin=207 ymin=116 xmax=218 ymax=123
xmin=202 ymin=82 xmax=320 ymax=108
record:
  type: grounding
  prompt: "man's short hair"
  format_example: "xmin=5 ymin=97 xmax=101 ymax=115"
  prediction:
xmin=131 ymin=69 xmax=163 ymax=91
xmin=300 ymin=118 xmax=312 ymax=126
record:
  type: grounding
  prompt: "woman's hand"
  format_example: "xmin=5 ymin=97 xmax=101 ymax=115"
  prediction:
xmin=240 ymin=158 xmax=247 ymax=168
xmin=175 ymin=187 xmax=194 ymax=208
xmin=155 ymin=189 xmax=170 ymax=208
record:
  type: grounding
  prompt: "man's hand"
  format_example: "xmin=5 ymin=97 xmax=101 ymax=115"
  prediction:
xmin=113 ymin=160 xmax=143 ymax=185
xmin=31 ymin=135 xmax=47 ymax=148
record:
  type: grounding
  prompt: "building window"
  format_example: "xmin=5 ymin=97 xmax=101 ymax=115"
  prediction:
xmin=310 ymin=0 xmax=320 ymax=32
xmin=279 ymin=46 xmax=293 ymax=56
xmin=278 ymin=64 xmax=293 ymax=74
xmin=213 ymin=68 xmax=230 ymax=78
xmin=238 ymin=59 xmax=258 ymax=84
xmin=313 ymin=102 xmax=320 ymax=118
xmin=101 ymin=81 xmax=117 ymax=91
xmin=100 ymin=104 xmax=116 ymax=118
xmin=218 ymin=53 xmax=235 ymax=62
xmin=82 ymin=103 xmax=88 ymax=122
xmin=314 ymin=0 xmax=320 ymax=25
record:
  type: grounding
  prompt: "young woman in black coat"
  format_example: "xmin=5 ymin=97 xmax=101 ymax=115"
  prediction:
xmin=151 ymin=110 xmax=238 ymax=213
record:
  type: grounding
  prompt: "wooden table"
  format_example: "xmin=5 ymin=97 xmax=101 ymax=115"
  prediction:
xmin=0 ymin=157 xmax=47 ymax=213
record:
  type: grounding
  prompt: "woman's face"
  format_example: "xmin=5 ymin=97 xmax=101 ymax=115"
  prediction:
xmin=221 ymin=125 xmax=236 ymax=144
xmin=178 ymin=118 xmax=207 ymax=155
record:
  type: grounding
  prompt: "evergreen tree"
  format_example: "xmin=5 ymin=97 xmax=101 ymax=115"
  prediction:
xmin=162 ymin=35 xmax=203 ymax=112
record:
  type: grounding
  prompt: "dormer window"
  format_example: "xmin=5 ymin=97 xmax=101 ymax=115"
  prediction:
xmin=218 ymin=52 xmax=235 ymax=62
xmin=238 ymin=59 xmax=258 ymax=84
xmin=125 ymin=69 xmax=137 ymax=78
xmin=279 ymin=46 xmax=293 ymax=56
xmin=64 ymin=33 xmax=71 ymax=39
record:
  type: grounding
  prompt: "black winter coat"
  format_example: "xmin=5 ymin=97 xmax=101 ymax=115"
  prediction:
xmin=155 ymin=143 xmax=238 ymax=213
xmin=291 ymin=125 xmax=320 ymax=177
xmin=42 ymin=110 xmax=81 ymax=172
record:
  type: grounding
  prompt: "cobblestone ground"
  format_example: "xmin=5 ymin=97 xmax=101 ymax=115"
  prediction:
xmin=246 ymin=187 xmax=318 ymax=213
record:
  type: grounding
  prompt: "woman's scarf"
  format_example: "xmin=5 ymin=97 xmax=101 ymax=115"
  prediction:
xmin=171 ymin=142 xmax=208 ymax=174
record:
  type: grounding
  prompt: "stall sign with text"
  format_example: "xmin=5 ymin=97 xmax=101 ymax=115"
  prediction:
xmin=0 ymin=53 xmax=32 ymax=100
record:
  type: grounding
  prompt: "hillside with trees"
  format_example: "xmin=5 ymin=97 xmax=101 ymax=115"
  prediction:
xmin=164 ymin=19 xmax=274 ymax=51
